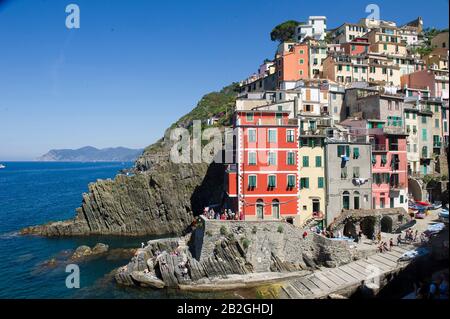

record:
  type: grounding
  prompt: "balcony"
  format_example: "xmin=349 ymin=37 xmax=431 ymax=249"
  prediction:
xmin=299 ymin=128 xmax=328 ymax=136
xmin=372 ymin=144 xmax=387 ymax=152
xmin=389 ymin=182 xmax=406 ymax=190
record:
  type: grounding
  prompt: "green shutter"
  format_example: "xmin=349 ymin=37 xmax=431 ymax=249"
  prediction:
xmin=268 ymin=175 xmax=276 ymax=188
xmin=249 ymin=175 xmax=256 ymax=188
xmin=303 ymin=156 xmax=309 ymax=167
xmin=315 ymin=156 xmax=322 ymax=167
xmin=318 ymin=177 xmax=324 ymax=188
xmin=353 ymin=147 xmax=360 ymax=159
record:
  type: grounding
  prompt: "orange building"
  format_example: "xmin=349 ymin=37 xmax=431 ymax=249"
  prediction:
xmin=275 ymin=43 xmax=309 ymax=88
xmin=341 ymin=37 xmax=370 ymax=56
xmin=225 ymin=110 xmax=301 ymax=224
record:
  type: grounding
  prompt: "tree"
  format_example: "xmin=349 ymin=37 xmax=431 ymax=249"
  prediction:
xmin=270 ymin=20 xmax=301 ymax=43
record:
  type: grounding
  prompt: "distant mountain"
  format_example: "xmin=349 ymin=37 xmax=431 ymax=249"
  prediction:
xmin=37 ymin=146 xmax=143 ymax=162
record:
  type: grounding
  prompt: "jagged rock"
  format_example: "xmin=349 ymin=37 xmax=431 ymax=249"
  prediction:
xmin=71 ymin=245 xmax=92 ymax=260
xmin=70 ymin=243 xmax=109 ymax=261
xmin=92 ymin=243 xmax=109 ymax=255
xmin=130 ymin=271 xmax=166 ymax=289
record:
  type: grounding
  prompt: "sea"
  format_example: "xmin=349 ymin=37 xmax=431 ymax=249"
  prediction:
xmin=0 ymin=162 xmax=237 ymax=299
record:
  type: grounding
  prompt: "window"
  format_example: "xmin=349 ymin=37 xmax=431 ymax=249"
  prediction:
xmin=299 ymin=59 xmax=304 ymax=64
xmin=248 ymin=152 xmax=257 ymax=165
xmin=302 ymin=156 xmax=309 ymax=167
xmin=268 ymin=175 xmax=276 ymax=188
xmin=346 ymin=65 xmax=350 ymax=72
xmin=248 ymin=129 xmax=256 ymax=142
xmin=268 ymin=129 xmax=277 ymax=143
xmin=400 ymin=195 xmax=404 ymax=204
xmin=268 ymin=152 xmax=277 ymax=165
xmin=318 ymin=177 xmax=324 ymax=188
xmin=315 ymin=156 xmax=322 ymax=167
xmin=337 ymin=145 xmax=350 ymax=157
xmin=383 ymin=44 xmax=388 ymax=50
xmin=383 ymin=68 xmax=387 ymax=75
xmin=287 ymin=175 xmax=296 ymax=188
xmin=338 ymin=65 xmax=343 ymax=71
xmin=435 ymin=119 xmax=439 ymax=128
xmin=354 ymin=192 xmax=360 ymax=210
xmin=300 ymin=178 xmax=309 ymax=189
xmin=287 ymin=152 xmax=295 ymax=165
xmin=286 ymin=129 xmax=295 ymax=142
xmin=353 ymin=147 xmax=360 ymax=159
xmin=421 ymin=116 xmax=427 ymax=124
xmin=435 ymin=104 xmax=439 ymax=113
xmin=248 ymin=175 xmax=257 ymax=188
xmin=354 ymin=66 xmax=358 ymax=73
xmin=353 ymin=167 xmax=360 ymax=178
xmin=381 ymin=154 xmax=387 ymax=166
xmin=299 ymin=49 xmax=304 ymax=54
xmin=246 ymin=113 xmax=254 ymax=122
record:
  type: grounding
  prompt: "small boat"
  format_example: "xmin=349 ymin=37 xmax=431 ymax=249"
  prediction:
xmin=431 ymin=201 xmax=442 ymax=210
xmin=0 ymin=164 xmax=6 ymax=169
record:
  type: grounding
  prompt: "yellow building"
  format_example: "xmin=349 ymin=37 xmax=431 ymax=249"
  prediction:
xmin=297 ymin=115 xmax=328 ymax=227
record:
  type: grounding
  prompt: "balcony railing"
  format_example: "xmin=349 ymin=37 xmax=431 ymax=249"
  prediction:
xmin=372 ymin=144 xmax=387 ymax=151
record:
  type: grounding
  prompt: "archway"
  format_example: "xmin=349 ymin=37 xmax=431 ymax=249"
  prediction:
xmin=256 ymin=199 xmax=264 ymax=220
xmin=380 ymin=216 xmax=393 ymax=233
xmin=360 ymin=216 xmax=377 ymax=239
xmin=343 ymin=221 xmax=357 ymax=238
xmin=408 ymin=178 xmax=423 ymax=201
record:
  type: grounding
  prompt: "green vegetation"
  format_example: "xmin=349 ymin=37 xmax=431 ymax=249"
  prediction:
xmin=220 ymin=225 xmax=228 ymax=236
xmin=142 ymin=83 xmax=238 ymax=155
xmin=241 ymin=237 xmax=251 ymax=249
xmin=270 ymin=20 xmax=301 ymax=43
xmin=277 ymin=225 xmax=284 ymax=234
xmin=410 ymin=27 xmax=449 ymax=58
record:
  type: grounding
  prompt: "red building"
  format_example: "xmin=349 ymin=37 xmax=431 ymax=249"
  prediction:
xmin=342 ymin=37 xmax=370 ymax=56
xmin=225 ymin=110 xmax=300 ymax=223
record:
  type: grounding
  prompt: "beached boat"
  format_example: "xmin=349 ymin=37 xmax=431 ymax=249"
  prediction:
xmin=0 ymin=164 xmax=6 ymax=169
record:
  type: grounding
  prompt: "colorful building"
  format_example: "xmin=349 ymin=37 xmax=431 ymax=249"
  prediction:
xmin=297 ymin=114 xmax=329 ymax=227
xmin=341 ymin=119 xmax=409 ymax=211
xmin=226 ymin=110 xmax=301 ymax=224
xmin=275 ymin=42 xmax=310 ymax=88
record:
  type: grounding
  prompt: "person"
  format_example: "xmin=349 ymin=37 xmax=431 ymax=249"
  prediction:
xmin=141 ymin=242 xmax=145 ymax=249
xmin=389 ymin=238 xmax=394 ymax=249
xmin=378 ymin=242 xmax=384 ymax=253
xmin=358 ymin=231 xmax=363 ymax=242
xmin=416 ymin=281 xmax=428 ymax=299
xmin=377 ymin=232 xmax=382 ymax=243
xmin=397 ymin=234 xmax=402 ymax=246
xmin=414 ymin=230 xmax=419 ymax=242
xmin=302 ymin=231 xmax=308 ymax=239
xmin=429 ymin=279 xmax=439 ymax=299
xmin=439 ymin=274 xmax=449 ymax=299
xmin=383 ymin=241 xmax=390 ymax=252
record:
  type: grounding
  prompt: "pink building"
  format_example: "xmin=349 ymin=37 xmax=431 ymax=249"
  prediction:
xmin=341 ymin=119 xmax=409 ymax=211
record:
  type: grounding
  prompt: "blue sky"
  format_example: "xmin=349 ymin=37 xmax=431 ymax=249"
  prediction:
xmin=0 ymin=0 xmax=448 ymax=160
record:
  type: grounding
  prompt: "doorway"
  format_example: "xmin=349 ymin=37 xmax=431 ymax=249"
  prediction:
xmin=256 ymin=200 xmax=264 ymax=220
xmin=272 ymin=199 xmax=280 ymax=219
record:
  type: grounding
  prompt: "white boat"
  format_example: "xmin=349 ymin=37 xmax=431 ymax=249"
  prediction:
xmin=0 ymin=164 xmax=6 ymax=169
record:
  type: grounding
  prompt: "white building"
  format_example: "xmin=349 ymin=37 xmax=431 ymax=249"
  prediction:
xmin=295 ymin=16 xmax=327 ymax=43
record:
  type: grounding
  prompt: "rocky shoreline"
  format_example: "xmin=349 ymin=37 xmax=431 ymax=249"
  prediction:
xmin=114 ymin=217 xmax=364 ymax=291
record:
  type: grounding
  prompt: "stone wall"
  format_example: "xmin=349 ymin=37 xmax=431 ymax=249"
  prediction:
xmin=193 ymin=217 xmax=357 ymax=270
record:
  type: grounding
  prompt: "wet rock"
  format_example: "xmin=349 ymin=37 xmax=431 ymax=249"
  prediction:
xmin=71 ymin=245 xmax=92 ymax=260
xmin=92 ymin=243 xmax=109 ymax=255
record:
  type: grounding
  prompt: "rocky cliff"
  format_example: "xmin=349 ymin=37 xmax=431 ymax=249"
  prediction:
xmin=21 ymin=84 xmax=238 ymax=237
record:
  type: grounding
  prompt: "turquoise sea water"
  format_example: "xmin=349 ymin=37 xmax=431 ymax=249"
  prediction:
xmin=0 ymin=162 xmax=232 ymax=299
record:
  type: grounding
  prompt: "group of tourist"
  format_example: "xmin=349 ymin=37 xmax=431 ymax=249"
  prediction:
xmin=415 ymin=274 xmax=449 ymax=299
xmin=203 ymin=207 xmax=241 ymax=221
